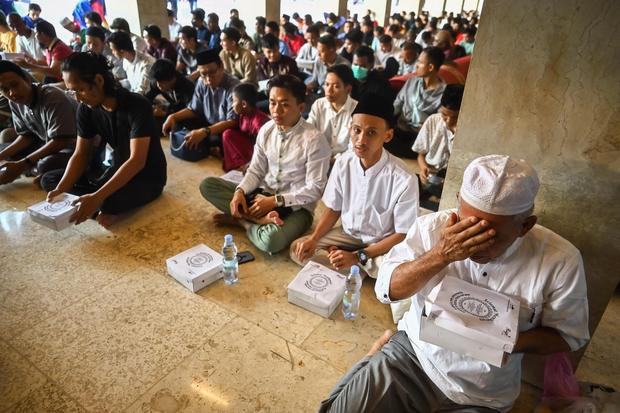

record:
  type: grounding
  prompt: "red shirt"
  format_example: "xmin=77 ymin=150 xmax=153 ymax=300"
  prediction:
xmin=286 ymin=34 xmax=305 ymax=56
xmin=45 ymin=39 xmax=73 ymax=66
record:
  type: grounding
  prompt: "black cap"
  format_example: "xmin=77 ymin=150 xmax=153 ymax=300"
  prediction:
xmin=196 ymin=49 xmax=221 ymax=66
xmin=352 ymin=94 xmax=395 ymax=127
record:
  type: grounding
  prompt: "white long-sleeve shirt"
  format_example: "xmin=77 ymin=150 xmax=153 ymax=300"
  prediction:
xmin=306 ymin=95 xmax=357 ymax=156
xmin=238 ymin=117 xmax=331 ymax=212
xmin=375 ymin=210 xmax=590 ymax=411
xmin=122 ymin=51 xmax=156 ymax=95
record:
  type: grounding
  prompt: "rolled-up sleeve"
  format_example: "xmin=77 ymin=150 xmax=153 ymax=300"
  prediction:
xmin=375 ymin=219 xmax=427 ymax=304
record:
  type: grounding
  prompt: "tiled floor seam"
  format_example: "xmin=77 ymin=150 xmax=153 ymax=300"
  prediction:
xmin=0 ymin=336 xmax=90 ymax=413
xmin=5 ymin=267 xmax=138 ymax=343
xmin=118 ymin=314 xmax=241 ymax=412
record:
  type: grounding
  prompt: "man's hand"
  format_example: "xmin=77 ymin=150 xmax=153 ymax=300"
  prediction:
xmin=153 ymin=106 xmax=166 ymax=118
xmin=248 ymin=194 xmax=276 ymax=218
xmin=162 ymin=115 xmax=176 ymax=135
xmin=433 ymin=213 xmax=496 ymax=264
xmin=184 ymin=128 xmax=208 ymax=150
xmin=230 ymin=189 xmax=248 ymax=218
xmin=70 ymin=192 xmax=104 ymax=225
xmin=295 ymin=237 xmax=318 ymax=262
xmin=0 ymin=160 xmax=27 ymax=185
xmin=327 ymin=247 xmax=359 ymax=270
xmin=419 ymin=165 xmax=430 ymax=184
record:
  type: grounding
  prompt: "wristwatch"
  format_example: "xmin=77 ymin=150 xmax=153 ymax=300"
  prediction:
xmin=275 ymin=194 xmax=285 ymax=207
xmin=357 ymin=249 xmax=369 ymax=266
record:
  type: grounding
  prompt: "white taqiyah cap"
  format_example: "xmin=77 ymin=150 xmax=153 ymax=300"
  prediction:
xmin=459 ymin=155 xmax=539 ymax=216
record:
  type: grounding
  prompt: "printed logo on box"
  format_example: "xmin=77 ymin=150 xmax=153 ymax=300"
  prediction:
xmin=304 ymin=273 xmax=333 ymax=292
xmin=186 ymin=252 xmax=214 ymax=267
xmin=44 ymin=199 xmax=73 ymax=213
xmin=449 ymin=291 xmax=499 ymax=321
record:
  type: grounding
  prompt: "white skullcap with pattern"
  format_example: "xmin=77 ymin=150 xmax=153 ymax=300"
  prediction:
xmin=460 ymin=155 xmax=540 ymax=215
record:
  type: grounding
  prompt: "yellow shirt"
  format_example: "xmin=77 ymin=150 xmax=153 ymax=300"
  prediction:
xmin=0 ymin=31 xmax=17 ymax=52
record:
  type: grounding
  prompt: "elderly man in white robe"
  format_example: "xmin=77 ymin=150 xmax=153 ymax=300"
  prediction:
xmin=318 ymin=154 xmax=590 ymax=413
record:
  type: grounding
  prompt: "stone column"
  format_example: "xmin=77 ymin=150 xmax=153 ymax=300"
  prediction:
xmin=107 ymin=0 xmax=168 ymax=37
xmin=440 ymin=0 xmax=620 ymax=386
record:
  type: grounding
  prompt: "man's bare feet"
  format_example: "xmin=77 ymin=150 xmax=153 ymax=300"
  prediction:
xmin=96 ymin=212 xmax=121 ymax=229
xmin=366 ymin=329 xmax=395 ymax=356
xmin=213 ymin=213 xmax=244 ymax=227
xmin=237 ymin=163 xmax=249 ymax=173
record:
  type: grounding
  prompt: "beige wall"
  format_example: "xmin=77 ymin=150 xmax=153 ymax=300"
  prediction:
xmin=440 ymin=0 xmax=620 ymax=385
xmin=108 ymin=0 xmax=168 ymax=38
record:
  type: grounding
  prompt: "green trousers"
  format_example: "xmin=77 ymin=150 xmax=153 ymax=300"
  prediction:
xmin=199 ymin=177 xmax=313 ymax=254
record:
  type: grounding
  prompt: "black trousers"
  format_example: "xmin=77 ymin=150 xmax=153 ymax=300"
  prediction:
xmin=40 ymin=169 xmax=165 ymax=215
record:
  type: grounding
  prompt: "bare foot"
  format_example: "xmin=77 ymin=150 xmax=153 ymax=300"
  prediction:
xmin=213 ymin=213 xmax=244 ymax=227
xmin=237 ymin=163 xmax=249 ymax=173
xmin=96 ymin=212 xmax=121 ymax=229
xmin=366 ymin=329 xmax=395 ymax=356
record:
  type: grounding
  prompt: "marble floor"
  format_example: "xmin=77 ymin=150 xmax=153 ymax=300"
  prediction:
xmin=1 ymin=139 xmax=618 ymax=412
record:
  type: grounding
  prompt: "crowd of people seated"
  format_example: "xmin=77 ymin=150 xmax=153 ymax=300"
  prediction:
xmin=0 ymin=5 xmax=590 ymax=413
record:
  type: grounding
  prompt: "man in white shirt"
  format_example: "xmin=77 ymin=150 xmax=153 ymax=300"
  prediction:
xmin=318 ymin=155 xmax=590 ymax=413
xmin=295 ymin=24 xmax=319 ymax=74
xmin=200 ymin=74 xmax=331 ymax=254
xmin=307 ymin=64 xmax=357 ymax=159
xmin=292 ymin=95 xmax=418 ymax=282
xmin=376 ymin=34 xmax=400 ymax=67
xmin=109 ymin=31 xmax=156 ymax=95
xmin=397 ymin=41 xmax=421 ymax=76
xmin=8 ymin=13 xmax=45 ymax=63
xmin=167 ymin=9 xmax=182 ymax=43
xmin=109 ymin=17 xmax=148 ymax=53
xmin=413 ymin=84 xmax=464 ymax=209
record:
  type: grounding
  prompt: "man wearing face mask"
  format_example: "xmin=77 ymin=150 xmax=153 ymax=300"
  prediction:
xmin=351 ymin=45 xmax=395 ymax=103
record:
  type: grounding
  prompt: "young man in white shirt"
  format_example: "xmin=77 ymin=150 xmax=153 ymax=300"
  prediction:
xmin=376 ymin=34 xmax=400 ymax=67
xmin=318 ymin=155 xmax=590 ymax=413
xmin=109 ymin=31 xmax=156 ymax=96
xmin=200 ymin=74 xmax=331 ymax=254
xmin=8 ymin=13 xmax=45 ymax=63
xmin=306 ymin=64 xmax=358 ymax=160
xmin=413 ymin=84 xmax=464 ymax=209
xmin=295 ymin=24 xmax=319 ymax=74
xmin=292 ymin=95 xmax=418 ymax=282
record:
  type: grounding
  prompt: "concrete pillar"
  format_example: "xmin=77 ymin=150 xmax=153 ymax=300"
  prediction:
xmin=108 ymin=0 xmax=168 ymax=37
xmin=440 ymin=0 xmax=620 ymax=386
xmin=265 ymin=0 xmax=280 ymax=24
xmin=338 ymin=0 xmax=348 ymax=20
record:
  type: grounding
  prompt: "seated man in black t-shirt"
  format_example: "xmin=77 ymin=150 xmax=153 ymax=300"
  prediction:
xmin=145 ymin=58 xmax=195 ymax=128
xmin=42 ymin=53 xmax=167 ymax=228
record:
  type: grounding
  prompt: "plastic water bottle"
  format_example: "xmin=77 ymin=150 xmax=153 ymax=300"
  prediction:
xmin=221 ymin=234 xmax=239 ymax=285
xmin=342 ymin=265 xmax=362 ymax=320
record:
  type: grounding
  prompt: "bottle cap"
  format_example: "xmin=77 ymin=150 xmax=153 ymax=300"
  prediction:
xmin=224 ymin=234 xmax=233 ymax=243
xmin=350 ymin=265 xmax=360 ymax=275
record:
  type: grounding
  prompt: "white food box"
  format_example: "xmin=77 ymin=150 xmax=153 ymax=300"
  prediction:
xmin=27 ymin=193 xmax=79 ymax=231
xmin=0 ymin=52 xmax=25 ymax=62
xmin=220 ymin=170 xmax=244 ymax=185
xmin=166 ymin=244 xmax=224 ymax=293
xmin=287 ymin=261 xmax=347 ymax=318
xmin=419 ymin=276 xmax=520 ymax=367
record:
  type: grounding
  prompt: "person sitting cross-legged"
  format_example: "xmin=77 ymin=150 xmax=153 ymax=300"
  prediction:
xmin=162 ymin=49 xmax=239 ymax=160
xmin=42 ymin=53 xmax=167 ymax=229
xmin=414 ymin=84 xmax=464 ymax=210
xmin=199 ymin=74 xmax=331 ymax=254
xmin=109 ymin=30 xmax=156 ymax=96
xmin=318 ymin=155 xmax=590 ymax=413
xmin=306 ymin=64 xmax=358 ymax=161
xmin=221 ymin=82 xmax=270 ymax=172
xmin=291 ymin=94 xmax=419 ymax=322
xmin=0 ymin=61 xmax=76 ymax=186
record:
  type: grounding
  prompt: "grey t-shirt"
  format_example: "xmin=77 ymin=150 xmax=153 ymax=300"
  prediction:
xmin=177 ymin=45 xmax=207 ymax=75
xmin=10 ymin=83 xmax=78 ymax=142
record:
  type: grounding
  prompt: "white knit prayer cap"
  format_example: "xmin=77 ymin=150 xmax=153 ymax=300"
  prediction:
xmin=459 ymin=155 xmax=539 ymax=216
